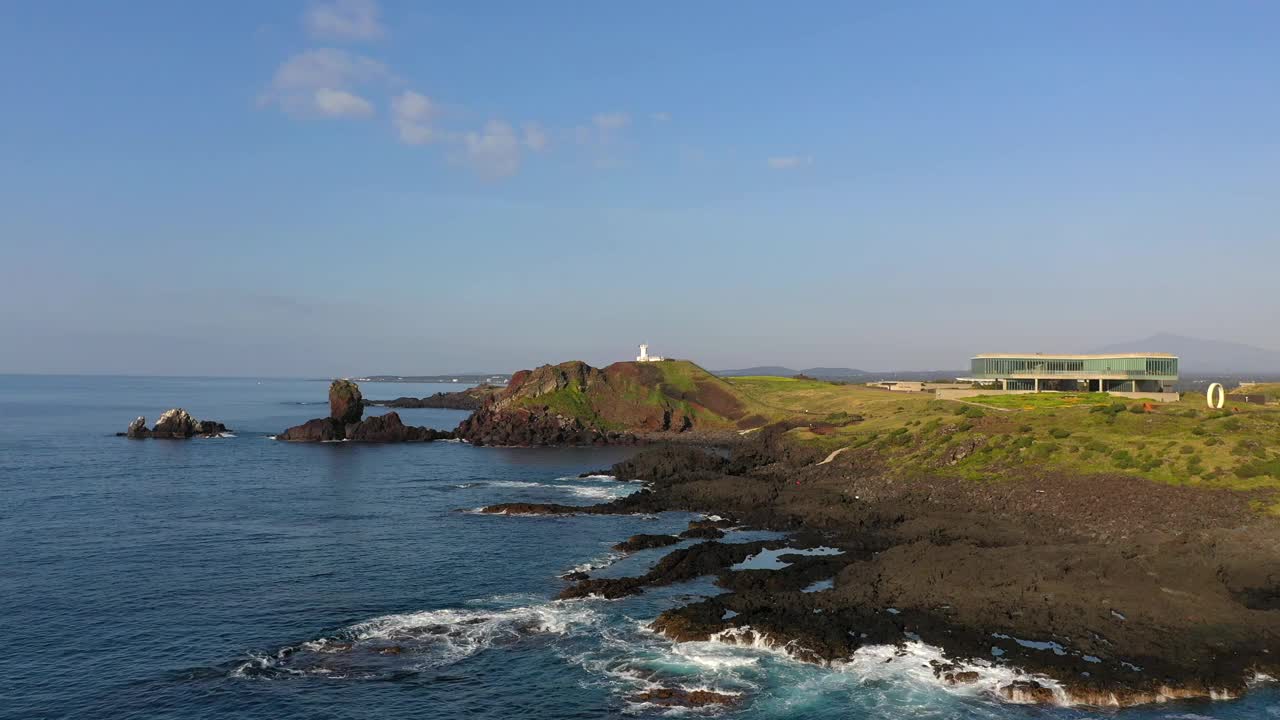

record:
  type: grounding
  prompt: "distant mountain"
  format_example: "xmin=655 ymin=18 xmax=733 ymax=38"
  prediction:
xmin=715 ymin=366 xmax=913 ymax=380
xmin=715 ymin=366 xmax=801 ymax=377
xmin=1092 ymin=333 xmax=1280 ymax=374
xmin=801 ymin=367 xmax=872 ymax=379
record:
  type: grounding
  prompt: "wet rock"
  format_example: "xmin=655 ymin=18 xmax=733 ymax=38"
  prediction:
xmin=627 ymin=688 xmax=738 ymax=708
xmin=1000 ymin=680 xmax=1057 ymax=704
xmin=561 ymin=571 xmax=589 ymax=582
xmin=559 ymin=541 xmax=782 ymax=600
xmin=612 ymin=534 xmax=681 ymax=552
xmin=278 ymin=417 xmax=344 ymax=442
xmin=329 ymin=379 xmax=364 ymax=424
xmin=679 ymin=525 xmax=725 ymax=540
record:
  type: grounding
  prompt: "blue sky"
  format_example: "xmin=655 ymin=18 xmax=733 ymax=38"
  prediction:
xmin=2 ymin=1 xmax=1278 ymax=376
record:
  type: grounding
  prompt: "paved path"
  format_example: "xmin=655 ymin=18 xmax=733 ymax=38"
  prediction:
xmin=817 ymin=447 xmax=850 ymax=465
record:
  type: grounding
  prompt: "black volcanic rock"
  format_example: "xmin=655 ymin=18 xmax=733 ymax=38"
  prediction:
xmin=367 ymin=384 xmax=501 ymax=411
xmin=456 ymin=405 xmax=635 ymax=447
xmin=278 ymin=381 xmax=452 ymax=443
xmin=345 ymin=412 xmax=454 ymax=442
xmin=277 ymin=417 xmax=344 ymax=442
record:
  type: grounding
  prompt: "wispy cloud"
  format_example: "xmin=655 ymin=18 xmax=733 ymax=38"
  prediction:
xmin=258 ymin=4 xmax=635 ymax=179
xmin=459 ymin=120 xmax=521 ymax=178
xmin=259 ymin=48 xmax=392 ymax=117
xmin=391 ymin=90 xmax=437 ymax=144
xmin=650 ymin=111 xmax=671 ymax=122
xmin=767 ymin=155 xmax=814 ymax=170
xmin=523 ymin=123 xmax=549 ymax=152
xmin=314 ymin=88 xmax=374 ymax=117
xmin=593 ymin=112 xmax=631 ymax=130
xmin=305 ymin=0 xmax=384 ymax=41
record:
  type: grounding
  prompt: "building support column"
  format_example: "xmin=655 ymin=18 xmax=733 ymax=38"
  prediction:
xmin=1034 ymin=378 xmax=1039 ymax=392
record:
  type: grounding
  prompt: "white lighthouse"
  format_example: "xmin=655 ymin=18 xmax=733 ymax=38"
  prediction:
xmin=636 ymin=343 xmax=665 ymax=362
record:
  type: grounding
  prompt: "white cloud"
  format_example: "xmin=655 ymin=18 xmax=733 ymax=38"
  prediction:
xmin=767 ymin=155 xmax=814 ymax=170
xmin=260 ymin=48 xmax=392 ymax=117
xmin=305 ymin=0 xmax=384 ymax=41
xmin=523 ymin=123 xmax=549 ymax=151
xmin=391 ymin=90 xmax=437 ymax=144
xmin=460 ymin=120 xmax=521 ymax=179
xmin=314 ymin=88 xmax=373 ymax=117
xmin=593 ymin=112 xmax=631 ymax=130
xmin=650 ymin=112 xmax=671 ymax=122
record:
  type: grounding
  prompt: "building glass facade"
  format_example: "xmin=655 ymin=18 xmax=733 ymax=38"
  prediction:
xmin=970 ymin=355 xmax=1178 ymax=380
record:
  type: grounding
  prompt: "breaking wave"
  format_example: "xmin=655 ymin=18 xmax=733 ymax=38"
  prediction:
xmin=231 ymin=600 xmax=599 ymax=680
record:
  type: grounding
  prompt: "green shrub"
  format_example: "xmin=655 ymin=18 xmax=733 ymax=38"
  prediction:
xmin=1234 ymin=458 xmax=1280 ymax=479
xmin=1049 ymin=428 xmax=1071 ymax=439
xmin=1128 ymin=404 xmax=1146 ymax=414
xmin=1204 ymin=437 xmax=1222 ymax=446
xmin=1031 ymin=442 xmax=1059 ymax=458
xmin=1191 ymin=426 xmax=1207 ymax=436
xmin=1018 ymin=424 xmax=1033 ymax=433
xmin=1222 ymin=418 xmax=1242 ymax=431
xmin=1180 ymin=444 xmax=1196 ymax=455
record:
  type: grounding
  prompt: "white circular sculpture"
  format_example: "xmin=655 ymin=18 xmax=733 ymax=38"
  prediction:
xmin=1207 ymin=382 xmax=1225 ymax=410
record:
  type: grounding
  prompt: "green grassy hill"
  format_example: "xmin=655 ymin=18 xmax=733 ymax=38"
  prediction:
xmin=495 ymin=359 xmax=785 ymax=432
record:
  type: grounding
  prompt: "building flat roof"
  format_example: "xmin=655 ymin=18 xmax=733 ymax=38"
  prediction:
xmin=972 ymin=353 xmax=1177 ymax=360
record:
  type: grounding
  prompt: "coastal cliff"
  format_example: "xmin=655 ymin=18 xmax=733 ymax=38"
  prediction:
xmin=454 ymin=359 xmax=773 ymax=446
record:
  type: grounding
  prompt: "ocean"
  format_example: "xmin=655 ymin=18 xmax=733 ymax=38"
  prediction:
xmin=2 ymin=375 xmax=1276 ymax=719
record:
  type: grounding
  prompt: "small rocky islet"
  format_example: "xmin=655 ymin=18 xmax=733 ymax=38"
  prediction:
xmin=119 ymin=408 xmax=229 ymax=439
xmin=276 ymin=379 xmax=455 ymax=442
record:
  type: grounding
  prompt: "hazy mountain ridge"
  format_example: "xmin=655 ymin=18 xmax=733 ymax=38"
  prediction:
xmin=1092 ymin=333 xmax=1280 ymax=374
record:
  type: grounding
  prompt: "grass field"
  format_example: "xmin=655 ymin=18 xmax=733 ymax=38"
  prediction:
xmin=722 ymin=376 xmax=1280 ymax=512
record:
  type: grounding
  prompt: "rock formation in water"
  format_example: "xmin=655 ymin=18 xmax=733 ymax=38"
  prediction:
xmin=278 ymin=380 xmax=453 ymax=443
xmin=328 ymin=379 xmax=364 ymax=425
xmin=120 ymin=408 xmax=229 ymax=438
xmin=366 ymin=384 xmax=502 ymax=411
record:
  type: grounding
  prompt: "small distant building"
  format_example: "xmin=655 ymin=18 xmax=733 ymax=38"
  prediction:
xmin=968 ymin=353 xmax=1178 ymax=393
xmin=636 ymin=344 xmax=665 ymax=362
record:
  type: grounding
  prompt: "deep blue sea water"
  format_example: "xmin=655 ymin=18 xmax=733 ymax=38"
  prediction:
xmin=2 ymin=375 xmax=1277 ymax=719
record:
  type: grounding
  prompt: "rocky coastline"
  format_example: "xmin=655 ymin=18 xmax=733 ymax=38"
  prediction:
xmin=475 ymin=436 xmax=1280 ymax=708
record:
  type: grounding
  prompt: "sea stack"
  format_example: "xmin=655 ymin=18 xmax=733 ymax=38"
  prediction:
xmin=329 ymin=379 xmax=363 ymax=425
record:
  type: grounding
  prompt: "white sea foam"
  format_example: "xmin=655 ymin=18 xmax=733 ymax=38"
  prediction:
xmin=835 ymin=640 xmax=1067 ymax=704
xmin=232 ymin=601 xmax=598 ymax=680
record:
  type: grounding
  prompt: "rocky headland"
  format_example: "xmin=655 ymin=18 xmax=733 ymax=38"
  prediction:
xmin=476 ymin=435 xmax=1280 ymax=708
xmin=119 ymin=408 xmax=229 ymax=438
xmin=455 ymin=359 xmax=772 ymax=446
xmin=278 ymin=379 xmax=454 ymax=443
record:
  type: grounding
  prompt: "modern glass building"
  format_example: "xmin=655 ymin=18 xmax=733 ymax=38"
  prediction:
xmin=969 ymin=353 xmax=1178 ymax=392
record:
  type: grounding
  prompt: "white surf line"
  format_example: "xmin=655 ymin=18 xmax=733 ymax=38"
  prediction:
xmin=816 ymin=447 xmax=849 ymax=465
